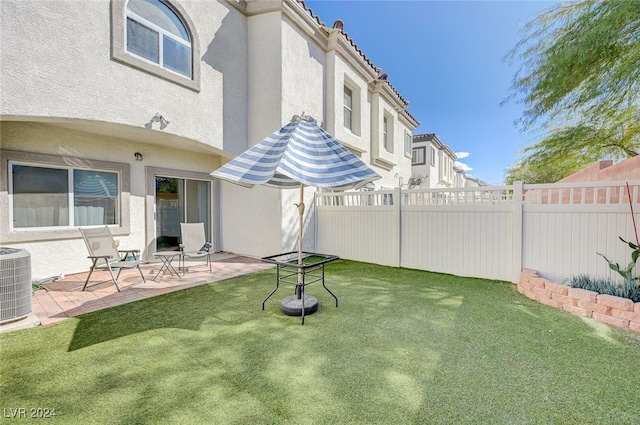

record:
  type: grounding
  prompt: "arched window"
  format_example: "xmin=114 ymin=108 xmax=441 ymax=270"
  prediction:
xmin=112 ymin=0 xmax=200 ymax=90
xmin=126 ymin=0 xmax=192 ymax=78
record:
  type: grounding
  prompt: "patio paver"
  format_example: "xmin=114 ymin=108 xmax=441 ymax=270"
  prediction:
xmin=0 ymin=254 xmax=273 ymax=332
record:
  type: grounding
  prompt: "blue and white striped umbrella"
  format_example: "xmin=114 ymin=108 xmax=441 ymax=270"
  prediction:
xmin=210 ymin=114 xmax=380 ymax=190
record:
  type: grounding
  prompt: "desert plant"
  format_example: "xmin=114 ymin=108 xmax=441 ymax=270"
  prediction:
xmin=570 ymin=274 xmax=640 ymax=302
xmin=597 ymin=237 xmax=640 ymax=283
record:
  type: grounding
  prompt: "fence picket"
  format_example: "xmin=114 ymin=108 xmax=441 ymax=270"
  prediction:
xmin=316 ymin=180 xmax=640 ymax=284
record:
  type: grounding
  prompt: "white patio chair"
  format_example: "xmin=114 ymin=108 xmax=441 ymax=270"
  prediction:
xmin=80 ymin=226 xmax=145 ymax=292
xmin=179 ymin=223 xmax=212 ymax=273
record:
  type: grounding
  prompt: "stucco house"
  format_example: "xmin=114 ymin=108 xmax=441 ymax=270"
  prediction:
xmin=0 ymin=0 xmax=419 ymax=279
xmin=411 ymin=133 xmax=484 ymax=189
xmin=411 ymin=133 xmax=457 ymax=188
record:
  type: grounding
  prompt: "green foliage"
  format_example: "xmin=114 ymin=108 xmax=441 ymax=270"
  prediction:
xmin=577 ymin=237 xmax=640 ymax=302
xmin=597 ymin=237 xmax=640 ymax=282
xmin=504 ymin=157 xmax=584 ymax=184
xmin=31 ymin=282 xmax=49 ymax=292
xmin=505 ymin=0 xmax=640 ymax=178
xmin=570 ymin=274 xmax=640 ymax=302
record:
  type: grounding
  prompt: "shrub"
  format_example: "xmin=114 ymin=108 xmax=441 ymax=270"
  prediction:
xmin=569 ymin=274 xmax=640 ymax=302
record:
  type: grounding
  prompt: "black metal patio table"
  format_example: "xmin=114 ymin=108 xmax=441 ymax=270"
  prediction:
xmin=261 ymin=251 xmax=339 ymax=324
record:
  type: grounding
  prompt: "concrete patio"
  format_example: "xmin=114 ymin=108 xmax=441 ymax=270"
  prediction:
xmin=0 ymin=253 xmax=274 ymax=333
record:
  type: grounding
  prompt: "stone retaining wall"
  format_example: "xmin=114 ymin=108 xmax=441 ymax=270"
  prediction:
xmin=519 ymin=269 xmax=640 ymax=332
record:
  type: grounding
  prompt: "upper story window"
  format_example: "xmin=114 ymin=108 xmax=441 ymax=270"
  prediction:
xmin=438 ymin=151 xmax=454 ymax=184
xmin=112 ymin=0 xmax=200 ymax=91
xmin=126 ymin=0 xmax=192 ymax=78
xmin=343 ymin=86 xmax=353 ymax=131
xmin=404 ymin=131 xmax=412 ymax=156
xmin=430 ymin=147 xmax=436 ymax=166
xmin=383 ymin=113 xmax=394 ymax=153
xmin=342 ymin=77 xmax=361 ymax=135
xmin=412 ymin=147 xmax=425 ymax=165
xmin=383 ymin=117 xmax=388 ymax=149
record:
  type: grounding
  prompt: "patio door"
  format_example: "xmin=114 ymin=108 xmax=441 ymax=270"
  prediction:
xmin=155 ymin=176 xmax=211 ymax=251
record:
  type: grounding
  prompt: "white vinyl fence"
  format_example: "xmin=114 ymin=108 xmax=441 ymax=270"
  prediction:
xmin=315 ymin=181 xmax=640 ymax=284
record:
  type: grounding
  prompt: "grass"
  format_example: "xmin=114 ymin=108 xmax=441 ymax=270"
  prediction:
xmin=1 ymin=260 xmax=640 ymax=424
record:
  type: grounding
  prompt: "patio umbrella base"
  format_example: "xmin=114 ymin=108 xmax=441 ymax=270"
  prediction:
xmin=280 ymin=295 xmax=318 ymax=316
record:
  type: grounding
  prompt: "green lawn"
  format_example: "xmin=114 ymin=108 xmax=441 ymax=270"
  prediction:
xmin=1 ymin=260 xmax=639 ymax=424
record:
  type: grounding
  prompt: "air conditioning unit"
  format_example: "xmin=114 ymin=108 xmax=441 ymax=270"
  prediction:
xmin=0 ymin=248 xmax=32 ymax=324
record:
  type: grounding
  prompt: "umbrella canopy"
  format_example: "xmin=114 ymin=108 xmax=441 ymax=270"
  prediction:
xmin=210 ymin=114 xmax=380 ymax=190
xmin=211 ymin=113 xmax=381 ymax=292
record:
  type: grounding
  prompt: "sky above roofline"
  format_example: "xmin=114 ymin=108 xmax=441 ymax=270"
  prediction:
xmin=304 ymin=0 xmax=558 ymax=185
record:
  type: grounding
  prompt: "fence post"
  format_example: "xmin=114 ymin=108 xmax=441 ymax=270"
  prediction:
xmin=395 ymin=187 xmax=402 ymax=268
xmin=512 ymin=181 xmax=523 ymax=283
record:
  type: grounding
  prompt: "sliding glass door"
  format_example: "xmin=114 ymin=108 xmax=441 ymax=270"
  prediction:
xmin=155 ymin=176 xmax=211 ymax=251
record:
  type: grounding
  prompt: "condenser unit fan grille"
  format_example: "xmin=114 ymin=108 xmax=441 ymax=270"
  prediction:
xmin=0 ymin=248 xmax=32 ymax=324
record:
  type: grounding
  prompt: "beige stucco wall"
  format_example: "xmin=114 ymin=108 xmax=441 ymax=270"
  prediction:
xmin=1 ymin=122 xmax=221 ymax=279
xmin=0 ymin=0 xmax=250 ymax=277
xmin=1 ymin=0 xmax=419 ymax=276
xmin=221 ymin=7 xmax=324 ymax=259
xmin=0 ymin=0 xmax=247 ymax=150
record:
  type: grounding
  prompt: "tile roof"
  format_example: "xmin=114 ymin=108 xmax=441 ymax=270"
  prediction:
xmin=296 ymin=0 xmax=419 ymax=126
xmin=296 ymin=1 xmax=379 ymax=73
xmin=413 ymin=133 xmax=456 ymax=158
xmin=413 ymin=133 xmax=439 ymax=143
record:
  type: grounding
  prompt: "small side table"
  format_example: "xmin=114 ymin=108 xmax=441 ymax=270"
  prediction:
xmin=153 ymin=251 xmax=182 ymax=281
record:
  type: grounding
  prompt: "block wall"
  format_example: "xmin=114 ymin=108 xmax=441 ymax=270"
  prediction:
xmin=518 ymin=269 xmax=640 ymax=332
xmin=560 ymin=156 xmax=640 ymax=183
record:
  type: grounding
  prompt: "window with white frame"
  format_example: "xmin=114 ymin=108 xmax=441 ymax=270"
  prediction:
xmin=430 ymin=146 xmax=436 ymax=166
xmin=412 ymin=146 xmax=425 ymax=165
xmin=438 ymin=151 xmax=454 ymax=184
xmin=383 ymin=117 xmax=388 ymax=149
xmin=126 ymin=0 xmax=192 ymax=78
xmin=383 ymin=113 xmax=394 ymax=153
xmin=342 ymin=77 xmax=361 ymax=135
xmin=343 ymin=86 xmax=353 ymax=131
xmin=10 ymin=163 xmax=119 ymax=228
xmin=111 ymin=0 xmax=200 ymax=90
xmin=405 ymin=131 xmax=412 ymax=156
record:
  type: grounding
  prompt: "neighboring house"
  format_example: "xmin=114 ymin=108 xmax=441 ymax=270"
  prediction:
xmin=411 ymin=133 xmax=457 ymax=188
xmin=453 ymin=166 xmax=467 ymax=188
xmin=0 ymin=0 xmax=418 ymax=278
xmin=464 ymin=176 xmax=486 ymax=188
xmin=411 ymin=133 xmax=487 ymax=189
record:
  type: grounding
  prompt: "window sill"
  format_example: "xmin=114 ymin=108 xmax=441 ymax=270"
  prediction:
xmin=372 ymin=156 xmax=395 ymax=171
xmin=112 ymin=51 xmax=200 ymax=92
xmin=3 ymin=226 xmax=131 ymax=243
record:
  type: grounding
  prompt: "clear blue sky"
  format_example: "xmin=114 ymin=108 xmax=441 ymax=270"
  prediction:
xmin=305 ymin=0 xmax=557 ymax=185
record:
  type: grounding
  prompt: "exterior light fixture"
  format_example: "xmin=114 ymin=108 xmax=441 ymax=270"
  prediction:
xmin=134 ymin=152 xmax=143 ymax=161
xmin=151 ymin=113 xmax=170 ymax=129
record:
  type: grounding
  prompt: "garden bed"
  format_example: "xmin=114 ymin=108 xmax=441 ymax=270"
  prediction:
xmin=519 ymin=269 xmax=640 ymax=332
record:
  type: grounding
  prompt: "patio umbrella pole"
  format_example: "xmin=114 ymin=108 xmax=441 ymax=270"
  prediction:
xmin=296 ymin=183 xmax=304 ymax=299
xmin=210 ymin=112 xmax=381 ymax=322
